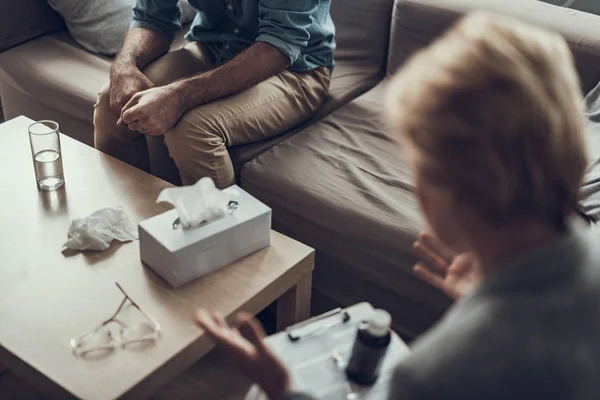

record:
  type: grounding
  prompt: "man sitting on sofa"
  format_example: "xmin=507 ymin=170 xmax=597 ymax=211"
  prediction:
xmin=94 ymin=0 xmax=334 ymax=188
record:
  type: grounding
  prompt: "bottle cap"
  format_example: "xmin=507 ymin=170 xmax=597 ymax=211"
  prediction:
xmin=367 ymin=309 xmax=391 ymax=337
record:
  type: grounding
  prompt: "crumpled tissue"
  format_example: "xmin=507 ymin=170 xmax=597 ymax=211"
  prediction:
xmin=157 ymin=177 xmax=238 ymax=229
xmin=62 ymin=207 xmax=138 ymax=251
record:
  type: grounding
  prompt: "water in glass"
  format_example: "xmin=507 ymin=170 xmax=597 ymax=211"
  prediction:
xmin=34 ymin=149 xmax=64 ymax=190
xmin=29 ymin=120 xmax=64 ymax=191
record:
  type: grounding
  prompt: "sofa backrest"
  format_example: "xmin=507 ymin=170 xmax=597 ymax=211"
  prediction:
xmin=0 ymin=0 xmax=65 ymax=52
xmin=388 ymin=0 xmax=600 ymax=93
xmin=331 ymin=0 xmax=395 ymax=75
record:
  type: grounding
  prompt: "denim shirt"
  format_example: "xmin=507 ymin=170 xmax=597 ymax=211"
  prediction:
xmin=131 ymin=0 xmax=335 ymax=72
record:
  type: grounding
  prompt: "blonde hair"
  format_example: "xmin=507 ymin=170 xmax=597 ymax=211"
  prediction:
xmin=386 ymin=12 xmax=587 ymax=229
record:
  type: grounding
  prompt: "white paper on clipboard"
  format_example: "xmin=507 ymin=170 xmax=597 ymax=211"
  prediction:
xmin=245 ymin=303 xmax=410 ymax=400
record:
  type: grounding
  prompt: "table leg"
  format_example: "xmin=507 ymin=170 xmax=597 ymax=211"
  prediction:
xmin=276 ymin=273 xmax=313 ymax=331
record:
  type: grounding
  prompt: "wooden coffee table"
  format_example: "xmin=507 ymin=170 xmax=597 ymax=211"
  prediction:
xmin=0 ymin=116 xmax=315 ymax=399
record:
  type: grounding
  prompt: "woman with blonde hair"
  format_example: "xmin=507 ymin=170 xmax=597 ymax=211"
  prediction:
xmin=196 ymin=12 xmax=600 ymax=399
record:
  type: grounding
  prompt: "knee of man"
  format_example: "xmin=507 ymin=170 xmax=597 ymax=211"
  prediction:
xmin=93 ymin=81 xmax=123 ymax=150
xmin=95 ymin=81 xmax=111 ymax=111
xmin=94 ymin=81 xmax=116 ymax=135
xmin=165 ymin=112 xmax=224 ymax=164
xmin=143 ymin=65 xmax=171 ymax=87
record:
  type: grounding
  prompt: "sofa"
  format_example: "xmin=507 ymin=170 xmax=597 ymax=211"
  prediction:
xmin=2 ymin=0 xmax=600 ymax=338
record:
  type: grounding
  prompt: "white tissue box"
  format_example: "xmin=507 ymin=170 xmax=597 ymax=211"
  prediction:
xmin=139 ymin=186 xmax=271 ymax=288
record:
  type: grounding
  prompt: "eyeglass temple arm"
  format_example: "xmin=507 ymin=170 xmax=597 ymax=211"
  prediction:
xmin=114 ymin=282 xmax=160 ymax=331
xmin=100 ymin=282 xmax=139 ymax=325
xmin=115 ymin=282 xmax=141 ymax=308
xmin=101 ymin=297 xmax=128 ymax=325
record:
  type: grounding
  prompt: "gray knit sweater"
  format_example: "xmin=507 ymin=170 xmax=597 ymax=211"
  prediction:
xmin=285 ymin=227 xmax=600 ymax=399
xmin=580 ymin=81 xmax=600 ymax=221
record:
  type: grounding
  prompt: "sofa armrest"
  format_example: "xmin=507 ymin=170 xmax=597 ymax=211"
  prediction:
xmin=0 ymin=0 xmax=64 ymax=52
xmin=388 ymin=0 xmax=600 ymax=93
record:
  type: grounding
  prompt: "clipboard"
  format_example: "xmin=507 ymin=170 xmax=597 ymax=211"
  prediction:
xmin=245 ymin=303 xmax=410 ymax=400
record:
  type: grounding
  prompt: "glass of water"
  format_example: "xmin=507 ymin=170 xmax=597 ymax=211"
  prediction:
xmin=28 ymin=120 xmax=65 ymax=191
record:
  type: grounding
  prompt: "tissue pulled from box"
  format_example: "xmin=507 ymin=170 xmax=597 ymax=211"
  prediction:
xmin=62 ymin=207 xmax=138 ymax=251
xmin=156 ymin=178 xmax=238 ymax=229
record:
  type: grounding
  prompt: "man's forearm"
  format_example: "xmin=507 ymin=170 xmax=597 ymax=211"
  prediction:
xmin=111 ymin=28 xmax=171 ymax=74
xmin=171 ymin=42 xmax=290 ymax=112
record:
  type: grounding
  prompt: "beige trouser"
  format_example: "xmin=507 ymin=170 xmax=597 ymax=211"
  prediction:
xmin=94 ymin=43 xmax=330 ymax=188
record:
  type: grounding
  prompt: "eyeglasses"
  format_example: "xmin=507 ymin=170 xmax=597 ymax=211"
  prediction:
xmin=70 ymin=282 xmax=161 ymax=356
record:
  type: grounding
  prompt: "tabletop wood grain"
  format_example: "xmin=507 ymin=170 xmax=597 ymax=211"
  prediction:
xmin=0 ymin=116 xmax=314 ymax=399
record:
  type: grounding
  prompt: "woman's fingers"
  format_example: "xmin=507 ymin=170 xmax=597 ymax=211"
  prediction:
xmin=196 ymin=310 xmax=252 ymax=354
xmin=414 ymin=263 xmax=446 ymax=291
xmin=418 ymin=233 xmax=455 ymax=263
xmin=413 ymin=240 xmax=449 ymax=274
xmin=196 ymin=309 xmax=228 ymax=343
xmin=212 ymin=311 xmax=227 ymax=328
xmin=238 ymin=316 xmax=268 ymax=349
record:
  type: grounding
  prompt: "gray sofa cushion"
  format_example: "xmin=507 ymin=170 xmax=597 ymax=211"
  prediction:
xmin=46 ymin=0 xmax=196 ymax=55
xmin=241 ymin=83 xmax=452 ymax=338
xmin=388 ymin=0 xmax=600 ymax=93
xmin=0 ymin=0 xmax=64 ymax=52
xmin=332 ymin=0 xmax=395 ymax=76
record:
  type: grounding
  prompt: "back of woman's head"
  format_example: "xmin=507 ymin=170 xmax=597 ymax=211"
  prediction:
xmin=386 ymin=12 xmax=587 ymax=230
